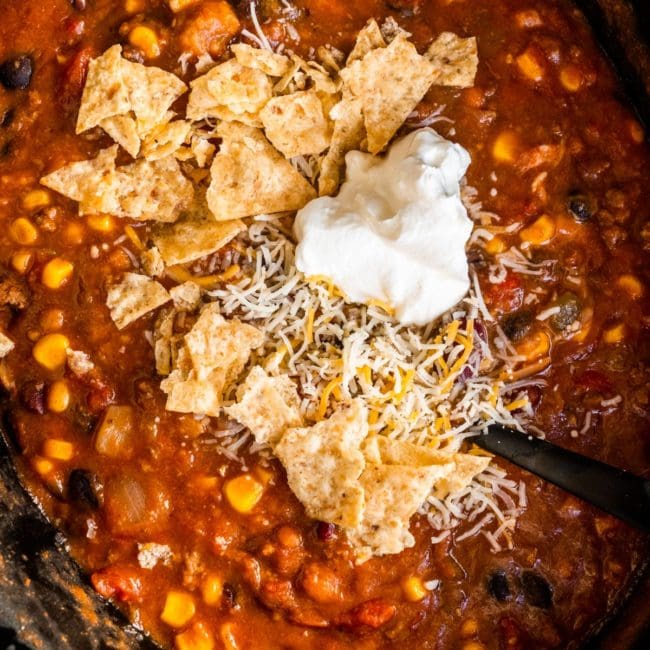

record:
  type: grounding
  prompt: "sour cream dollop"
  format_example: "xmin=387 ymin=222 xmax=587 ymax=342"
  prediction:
xmin=294 ymin=127 xmax=473 ymax=326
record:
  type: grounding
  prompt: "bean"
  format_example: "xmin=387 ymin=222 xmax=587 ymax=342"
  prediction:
xmin=222 ymin=583 xmax=236 ymax=610
xmin=487 ymin=570 xmax=510 ymax=601
xmin=0 ymin=108 xmax=14 ymax=128
xmin=70 ymin=0 xmax=87 ymax=10
xmin=0 ymin=55 xmax=33 ymax=90
xmin=500 ymin=310 xmax=533 ymax=342
xmin=68 ymin=468 xmax=99 ymax=509
xmin=21 ymin=381 xmax=46 ymax=415
xmin=550 ymin=292 xmax=581 ymax=332
xmin=316 ymin=521 xmax=336 ymax=541
xmin=521 ymin=570 xmax=553 ymax=608
xmin=567 ymin=193 xmax=595 ymax=222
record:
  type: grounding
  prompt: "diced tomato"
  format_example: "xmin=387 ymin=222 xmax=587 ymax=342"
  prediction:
xmin=482 ymin=272 xmax=524 ymax=314
xmin=574 ymin=369 xmax=612 ymax=394
xmin=336 ymin=599 xmax=396 ymax=629
xmin=91 ymin=565 xmax=143 ymax=602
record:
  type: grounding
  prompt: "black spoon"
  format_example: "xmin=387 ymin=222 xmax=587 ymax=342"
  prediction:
xmin=474 ymin=424 xmax=650 ymax=534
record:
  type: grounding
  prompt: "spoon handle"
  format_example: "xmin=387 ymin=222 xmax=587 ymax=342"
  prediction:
xmin=475 ymin=424 xmax=650 ymax=534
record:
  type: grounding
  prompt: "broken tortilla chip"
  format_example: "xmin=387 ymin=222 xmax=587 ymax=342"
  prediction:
xmin=349 ymin=460 xmax=453 ymax=559
xmin=160 ymin=303 xmax=263 ymax=416
xmin=169 ymin=281 xmax=202 ymax=311
xmin=230 ymin=43 xmax=292 ymax=77
xmin=0 ymin=332 xmax=15 ymax=358
xmin=152 ymin=217 xmax=245 ymax=266
xmin=76 ymin=45 xmax=131 ymax=134
xmin=40 ymin=146 xmax=121 ymax=215
xmin=206 ymin=122 xmax=316 ymax=221
xmin=141 ymin=120 xmax=192 ymax=161
xmin=318 ymin=92 xmax=365 ymax=196
xmin=347 ymin=18 xmax=386 ymax=63
xmin=186 ymin=59 xmax=272 ymax=124
xmin=225 ymin=366 xmax=302 ymax=447
xmin=260 ymin=90 xmax=331 ymax=158
xmin=274 ymin=399 xmax=368 ymax=529
xmin=434 ymin=453 xmax=491 ymax=498
xmin=100 ymin=115 xmax=141 ymax=158
xmin=340 ymin=35 xmax=436 ymax=154
xmin=425 ymin=32 xmax=478 ymax=88
xmin=114 ymin=155 xmax=194 ymax=222
xmin=106 ymin=272 xmax=171 ymax=330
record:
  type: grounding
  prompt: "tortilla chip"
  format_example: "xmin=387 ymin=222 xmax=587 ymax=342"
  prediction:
xmin=318 ymin=93 xmax=365 ymax=196
xmin=152 ymin=217 xmax=245 ymax=266
xmin=100 ymin=115 xmax=141 ymax=158
xmin=190 ymin=135 xmax=216 ymax=168
xmin=340 ymin=35 xmax=436 ymax=154
xmin=76 ymin=45 xmax=131 ymax=134
xmin=41 ymin=146 xmax=121 ymax=215
xmin=186 ymin=59 xmax=272 ymax=123
xmin=225 ymin=366 xmax=302 ymax=447
xmin=141 ymin=247 xmax=165 ymax=277
xmin=76 ymin=45 xmax=186 ymax=138
xmin=364 ymin=436 xmax=454 ymax=467
xmin=170 ymin=281 xmax=201 ymax=311
xmin=260 ymin=90 xmax=331 ymax=158
xmin=230 ymin=43 xmax=292 ymax=77
xmin=207 ymin=122 xmax=316 ymax=221
xmin=291 ymin=54 xmax=340 ymax=94
xmin=121 ymin=56 xmax=187 ymax=137
xmin=347 ymin=18 xmax=386 ymax=63
xmin=425 ymin=32 xmax=478 ymax=88
xmin=350 ymin=461 xmax=453 ymax=559
xmin=434 ymin=453 xmax=491 ymax=498
xmin=274 ymin=400 xmax=368 ymax=528
xmin=141 ymin=120 xmax=192 ymax=161
xmin=106 ymin=272 xmax=171 ymax=330
xmin=0 ymin=332 xmax=14 ymax=358
xmin=154 ymin=307 xmax=176 ymax=376
xmin=161 ymin=303 xmax=263 ymax=416
xmin=115 ymin=155 xmax=194 ymax=222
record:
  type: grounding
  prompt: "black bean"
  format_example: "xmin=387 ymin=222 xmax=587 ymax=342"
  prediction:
xmin=68 ymin=469 xmax=100 ymax=509
xmin=21 ymin=381 xmax=46 ymax=415
xmin=500 ymin=310 xmax=533 ymax=343
xmin=0 ymin=55 xmax=33 ymax=90
xmin=487 ymin=570 xmax=510 ymax=601
xmin=568 ymin=193 xmax=595 ymax=222
xmin=0 ymin=108 xmax=14 ymax=128
xmin=70 ymin=0 xmax=87 ymax=10
xmin=550 ymin=292 xmax=581 ymax=332
xmin=521 ymin=570 xmax=553 ymax=609
xmin=222 ymin=583 xmax=236 ymax=610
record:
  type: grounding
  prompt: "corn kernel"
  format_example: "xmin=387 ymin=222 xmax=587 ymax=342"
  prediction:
xmin=42 ymin=258 xmax=74 ymax=289
xmin=617 ymin=274 xmax=644 ymax=300
xmin=602 ymin=323 xmax=625 ymax=344
xmin=402 ymin=576 xmax=427 ymax=602
xmin=201 ymin=573 xmax=223 ymax=606
xmin=168 ymin=0 xmax=200 ymax=12
xmin=628 ymin=120 xmax=645 ymax=144
xmin=124 ymin=0 xmax=145 ymax=12
xmin=560 ymin=64 xmax=583 ymax=92
xmin=31 ymin=455 xmax=55 ymax=476
xmin=11 ymin=251 xmax=33 ymax=274
xmin=87 ymin=214 xmax=115 ymax=232
xmin=224 ymin=474 xmax=264 ymax=514
xmin=48 ymin=380 xmax=71 ymax=413
xmin=32 ymin=333 xmax=70 ymax=371
xmin=175 ymin=623 xmax=214 ymax=650
xmin=65 ymin=222 xmax=85 ymax=245
xmin=129 ymin=25 xmax=161 ymax=59
xmin=516 ymin=49 xmax=544 ymax=82
xmin=22 ymin=189 xmax=51 ymax=211
xmin=492 ymin=131 xmax=519 ymax=163
xmin=519 ymin=214 xmax=555 ymax=245
xmin=516 ymin=329 xmax=550 ymax=360
xmin=461 ymin=618 xmax=479 ymax=637
xmin=485 ymin=235 xmax=506 ymax=255
xmin=10 ymin=217 xmax=39 ymax=245
xmin=161 ymin=590 xmax=196 ymax=628
xmin=43 ymin=438 xmax=75 ymax=461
